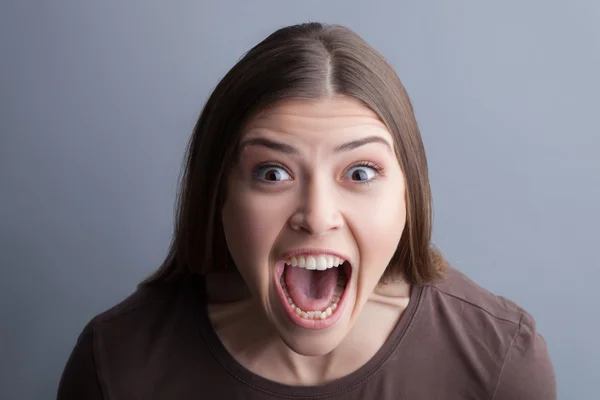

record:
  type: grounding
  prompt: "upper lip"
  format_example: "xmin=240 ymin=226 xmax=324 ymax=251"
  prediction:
xmin=281 ymin=248 xmax=350 ymax=263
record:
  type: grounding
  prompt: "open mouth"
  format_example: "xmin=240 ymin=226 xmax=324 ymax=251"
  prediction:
xmin=275 ymin=254 xmax=352 ymax=329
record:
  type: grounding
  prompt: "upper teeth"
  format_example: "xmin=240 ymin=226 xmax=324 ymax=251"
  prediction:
xmin=284 ymin=255 xmax=345 ymax=271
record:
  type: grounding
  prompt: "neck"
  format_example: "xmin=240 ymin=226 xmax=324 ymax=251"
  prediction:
xmin=206 ymin=271 xmax=411 ymax=386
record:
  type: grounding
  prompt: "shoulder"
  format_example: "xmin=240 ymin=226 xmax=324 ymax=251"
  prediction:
xmin=88 ymin=279 xmax=200 ymax=350
xmin=423 ymin=266 xmax=527 ymax=349
xmin=87 ymin=279 xmax=203 ymax=373
xmin=59 ymin=278 xmax=213 ymax=398
xmin=423 ymin=267 xmax=556 ymax=399
xmin=90 ymin=280 xmax=188 ymax=327
xmin=426 ymin=266 xmax=523 ymax=323
xmin=59 ymin=281 xmax=195 ymax=399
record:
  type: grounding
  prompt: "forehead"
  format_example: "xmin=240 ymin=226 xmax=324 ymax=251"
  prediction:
xmin=243 ymin=96 xmax=390 ymax=140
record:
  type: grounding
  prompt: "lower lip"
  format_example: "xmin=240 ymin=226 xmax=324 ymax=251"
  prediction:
xmin=274 ymin=261 xmax=351 ymax=330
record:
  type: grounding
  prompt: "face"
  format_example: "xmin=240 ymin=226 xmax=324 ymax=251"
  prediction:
xmin=221 ymin=96 xmax=407 ymax=356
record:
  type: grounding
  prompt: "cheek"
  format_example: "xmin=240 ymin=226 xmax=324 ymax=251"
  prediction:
xmin=223 ymin=196 xmax=268 ymax=256
xmin=375 ymin=188 xmax=406 ymax=238
xmin=352 ymin=183 xmax=406 ymax=270
xmin=221 ymin=185 xmax=289 ymax=284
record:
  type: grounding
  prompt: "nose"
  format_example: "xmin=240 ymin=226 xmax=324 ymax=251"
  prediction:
xmin=288 ymin=174 xmax=344 ymax=236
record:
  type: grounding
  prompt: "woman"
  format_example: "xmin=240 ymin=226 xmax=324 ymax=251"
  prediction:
xmin=58 ymin=22 xmax=556 ymax=399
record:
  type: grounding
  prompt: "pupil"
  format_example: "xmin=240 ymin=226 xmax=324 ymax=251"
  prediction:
xmin=267 ymin=170 xmax=280 ymax=181
xmin=353 ymin=170 xmax=368 ymax=181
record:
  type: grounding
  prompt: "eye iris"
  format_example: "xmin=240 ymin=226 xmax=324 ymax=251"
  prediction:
xmin=265 ymin=169 xmax=281 ymax=181
xmin=352 ymin=169 xmax=369 ymax=181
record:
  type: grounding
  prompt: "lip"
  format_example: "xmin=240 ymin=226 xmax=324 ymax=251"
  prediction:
xmin=273 ymin=250 xmax=353 ymax=330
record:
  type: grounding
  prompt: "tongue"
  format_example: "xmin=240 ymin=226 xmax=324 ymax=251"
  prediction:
xmin=285 ymin=266 xmax=338 ymax=312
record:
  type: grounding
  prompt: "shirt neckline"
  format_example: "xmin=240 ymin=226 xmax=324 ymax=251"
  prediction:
xmin=192 ymin=276 xmax=425 ymax=398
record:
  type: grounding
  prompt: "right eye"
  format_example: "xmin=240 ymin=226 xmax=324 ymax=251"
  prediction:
xmin=252 ymin=165 xmax=292 ymax=182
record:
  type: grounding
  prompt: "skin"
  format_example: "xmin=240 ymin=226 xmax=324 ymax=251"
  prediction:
xmin=213 ymin=95 xmax=411 ymax=385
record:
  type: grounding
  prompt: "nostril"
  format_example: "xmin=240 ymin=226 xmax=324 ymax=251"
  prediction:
xmin=289 ymin=210 xmax=344 ymax=236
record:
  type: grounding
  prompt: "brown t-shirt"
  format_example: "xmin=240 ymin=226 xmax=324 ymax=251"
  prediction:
xmin=57 ymin=267 xmax=556 ymax=399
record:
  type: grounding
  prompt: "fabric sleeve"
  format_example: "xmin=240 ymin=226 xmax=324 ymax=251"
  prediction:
xmin=492 ymin=311 xmax=557 ymax=400
xmin=57 ymin=322 xmax=104 ymax=400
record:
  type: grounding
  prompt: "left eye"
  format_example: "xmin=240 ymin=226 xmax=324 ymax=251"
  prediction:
xmin=253 ymin=165 xmax=292 ymax=182
xmin=344 ymin=165 xmax=377 ymax=182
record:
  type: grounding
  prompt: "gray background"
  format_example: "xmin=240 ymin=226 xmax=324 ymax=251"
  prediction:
xmin=1 ymin=0 xmax=598 ymax=398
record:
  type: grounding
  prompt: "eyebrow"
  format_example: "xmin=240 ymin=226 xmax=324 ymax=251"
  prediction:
xmin=333 ymin=136 xmax=392 ymax=153
xmin=239 ymin=135 xmax=393 ymax=155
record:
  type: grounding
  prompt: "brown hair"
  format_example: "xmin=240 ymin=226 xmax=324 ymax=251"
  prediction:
xmin=141 ymin=22 xmax=447 ymax=287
